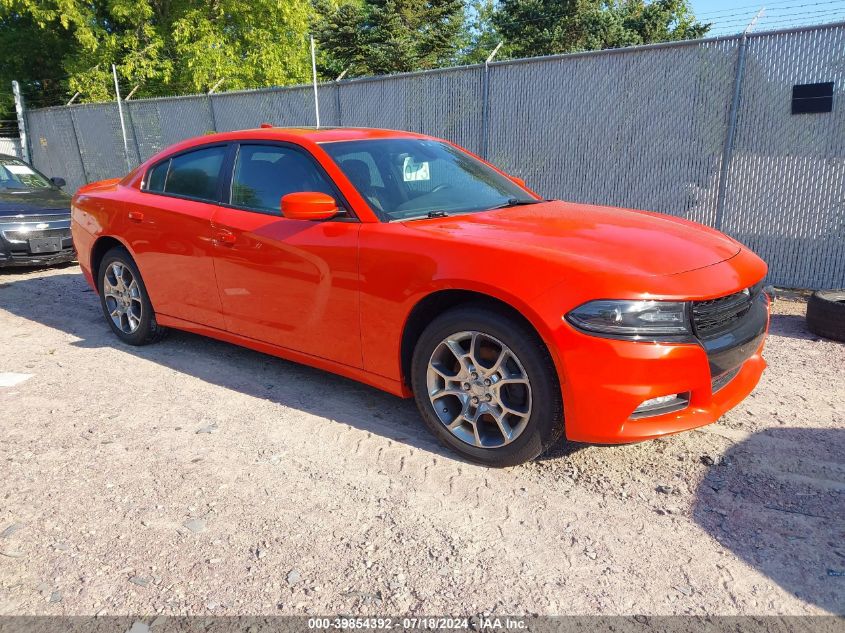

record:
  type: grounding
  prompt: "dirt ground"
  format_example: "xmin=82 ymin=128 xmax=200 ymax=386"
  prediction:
xmin=0 ymin=264 xmax=843 ymax=617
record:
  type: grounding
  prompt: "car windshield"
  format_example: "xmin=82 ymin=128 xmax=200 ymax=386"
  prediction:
xmin=0 ymin=157 xmax=53 ymax=191
xmin=321 ymin=139 xmax=538 ymax=221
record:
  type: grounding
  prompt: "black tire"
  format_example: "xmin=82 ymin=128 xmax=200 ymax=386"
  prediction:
xmin=806 ymin=290 xmax=845 ymax=342
xmin=97 ymin=247 xmax=167 ymax=346
xmin=411 ymin=305 xmax=564 ymax=467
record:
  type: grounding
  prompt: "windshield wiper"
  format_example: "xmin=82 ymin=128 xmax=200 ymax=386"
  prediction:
xmin=426 ymin=210 xmax=449 ymax=218
xmin=490 ymin=198 xmax=544 ymax=210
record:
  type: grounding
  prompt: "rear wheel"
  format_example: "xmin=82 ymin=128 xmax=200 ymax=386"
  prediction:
xmin=411 ymin=305 xmax=563 ymax=467
xmin=97 ymin=247 xmax=166 ymax=346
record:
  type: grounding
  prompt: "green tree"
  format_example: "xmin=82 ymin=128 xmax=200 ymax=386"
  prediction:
xmin=0 ymin=0 xmax=314 ymax=107
xmin=315 ymin=0 xmax=465 ymax=77
xmin=458 ymin=0 xmax=500 ymax=64
xmin=0 ymin=10 xmax=75 ymax=117
xmin=492 ymin=0 xmax=710 ymax=59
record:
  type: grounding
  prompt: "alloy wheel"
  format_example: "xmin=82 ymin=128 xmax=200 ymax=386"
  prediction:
xmin=426 ymin=330 xmax=532 ymax=448
xmin=103 ymin=261 xmax=143 ymax=334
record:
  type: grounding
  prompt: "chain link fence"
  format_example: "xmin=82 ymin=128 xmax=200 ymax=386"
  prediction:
xmin=19 ymin=23 xmax=845 ymax=289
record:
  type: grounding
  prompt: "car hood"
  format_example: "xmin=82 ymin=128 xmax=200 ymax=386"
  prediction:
xmin=402 ymin=200 xmax=742 ymax=277
xmin=0 ymin=188 xmax=71 ymax=218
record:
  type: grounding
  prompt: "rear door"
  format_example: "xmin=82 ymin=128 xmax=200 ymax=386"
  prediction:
xmin=209 ymin=142 xmax=362 ymax=368
xmin=125 ymin=144 xmax=228 ymax=329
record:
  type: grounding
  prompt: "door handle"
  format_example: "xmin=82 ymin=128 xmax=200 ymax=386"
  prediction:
xmin=214 ymin=230 xmax=236 ymax=247
xmin=128 ymin=210 xmax=144 ymax=222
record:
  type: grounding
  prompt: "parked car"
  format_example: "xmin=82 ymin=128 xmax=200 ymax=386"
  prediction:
xmin=0 ymin=154 xmax=74 ymax=267
xmin=71 ymin=128 xmax=769 ymax=466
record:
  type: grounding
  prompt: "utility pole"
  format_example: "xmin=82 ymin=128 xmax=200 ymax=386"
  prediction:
xmin=11 ymin=81 xmax=30 ymax=163
xmin=112 ymin=64 xmax=131 ymax=171
xmin=311 ymin=35 xmax=321 ymax=129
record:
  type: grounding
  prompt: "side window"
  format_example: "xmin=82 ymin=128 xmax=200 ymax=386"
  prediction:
xmin=231 ymin=144 xmax=338 ymax=214
xmin=146 ymin=160 xmax=169 ymax=192
xmin=160 ymin=146 xmax=226 ymax=201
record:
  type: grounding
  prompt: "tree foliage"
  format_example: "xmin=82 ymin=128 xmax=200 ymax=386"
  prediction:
xmin=1 ymin=0 xmax=709 ymax=116
xmin=0 ymin=9 xmax=74 ymax=115
xmin=314 ymin=0 xmax=465 ymax=77
xmin=0 ymin=0 xmax=314 ymax=107
xmin=459 ymin=0 xmax=499 ymax=64
xmin=492 ymin=0 xmax=710 ymax=59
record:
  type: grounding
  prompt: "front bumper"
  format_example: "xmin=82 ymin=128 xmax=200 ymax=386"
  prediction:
xmin=554 ymin=291 xmax=770 ymax=444
xmin=0 ymin=214 xmax=75 ymax=268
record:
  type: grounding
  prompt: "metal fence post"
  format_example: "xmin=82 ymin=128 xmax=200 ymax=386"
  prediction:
xmin=335 ymin=81 xmax=342 ymax=127
xmin=714 ymin=33 xmax=751 ymax=231
xmin=124 ymin=101 xmax=143 ymax=166
xmin=207 ymin=94 xmax=219 ymax=132
xmin=207 ymin=79 xmax=225 ymax=133
xmin=480 ymin=65 xmax=490 ymax=159
xmin=480 ymin=43 xmax=502 ymax=160
xmin=11 ymin=81 xmax=30 ymax=163
xmin=67 ymin=107 xmax=90 ymax=184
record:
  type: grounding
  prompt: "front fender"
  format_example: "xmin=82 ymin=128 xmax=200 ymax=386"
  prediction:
xmin=358 ymin=223 xmax=570 ymax=383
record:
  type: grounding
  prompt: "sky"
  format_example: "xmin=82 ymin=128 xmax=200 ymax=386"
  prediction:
xmin=689 ymin=0 xmax=845 ymax=36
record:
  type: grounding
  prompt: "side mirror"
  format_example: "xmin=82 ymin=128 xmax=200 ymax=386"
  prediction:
xmin=50 ymin=176 xmax=67 ymax=188
xmin=509 ymin=176 xmax=526 ymax=188
xmin=280 ymin=191 xmax=339 ymax=221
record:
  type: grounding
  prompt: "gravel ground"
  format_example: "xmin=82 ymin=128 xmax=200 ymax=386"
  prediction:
xmin=0 ymin=264 xmax=843 ymax=617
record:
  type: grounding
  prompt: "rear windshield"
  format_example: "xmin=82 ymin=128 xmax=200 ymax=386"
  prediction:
xmin=0 ymin=157 xmax=53 ymax=191
xmin=321 ymin=139 xmax=535 ymax=221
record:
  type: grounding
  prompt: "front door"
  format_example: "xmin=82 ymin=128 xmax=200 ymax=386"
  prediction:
xmin=210 ymin=142 xmax=362 ymax=368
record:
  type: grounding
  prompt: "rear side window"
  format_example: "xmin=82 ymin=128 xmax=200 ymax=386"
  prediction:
xmin=146 ymin=161 xmax=169 ymax=192
xmin=145 ymin=145 xmax=226 ymax=201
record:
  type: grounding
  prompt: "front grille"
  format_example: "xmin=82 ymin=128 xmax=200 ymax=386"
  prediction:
xmin=692 ymin=286 xmax=757 ymax=339
xmin=2 ymin=228 xmax=71 ymax=243
xmin=0 ymin=212 xmax=69 ymax=223
xmin=711 ymin=366 xmax=741 ymax=393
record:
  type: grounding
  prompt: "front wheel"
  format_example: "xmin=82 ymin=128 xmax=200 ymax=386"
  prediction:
xmin=411 ymin=306 xmax=564 ymax=467
xmin=97 ymin=247 xmax=167 ymax=346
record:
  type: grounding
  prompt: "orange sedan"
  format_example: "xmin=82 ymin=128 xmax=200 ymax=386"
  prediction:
xmin=71 ymin=127 xmax=769 ymax=466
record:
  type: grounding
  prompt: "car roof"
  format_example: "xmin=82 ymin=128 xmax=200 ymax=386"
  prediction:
xmin=180 ymin=127 xmax=432 ymax=148
xmin=264 ymin=127 xmax=430 ymax=143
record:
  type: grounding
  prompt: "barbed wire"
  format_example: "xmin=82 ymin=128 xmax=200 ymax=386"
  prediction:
xmin=696 ymin=0 xmax=845 ymax=17
xmin=705 ymin=4 xmax=845 ymax=26
xmin=708 ymin=9 xmax=845 ymax=33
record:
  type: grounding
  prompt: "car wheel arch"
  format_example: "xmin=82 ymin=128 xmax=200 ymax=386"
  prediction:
xmin=399 ymin=288 xmax=562 ymax=390
xmin=90 ymin=235 xmax=133 ymax=283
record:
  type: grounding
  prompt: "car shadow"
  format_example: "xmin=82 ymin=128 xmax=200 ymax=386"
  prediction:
xmin=692 ymin=427 xmax=845 ymax=614
xmin=0 ymin=267 xmax=460 ymax=461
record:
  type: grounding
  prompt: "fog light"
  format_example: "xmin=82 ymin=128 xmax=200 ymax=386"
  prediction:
xmin=631 ymin=392 xmax=690 ymax=419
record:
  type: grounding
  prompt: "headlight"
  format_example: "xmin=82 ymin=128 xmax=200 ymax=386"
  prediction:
xmin=565 ymin=300 xmax=692 ymax=340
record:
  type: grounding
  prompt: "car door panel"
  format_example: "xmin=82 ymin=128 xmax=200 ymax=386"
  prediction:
xmin=211 ymin=207 xmax=362 ymax=367
xmin=120 ymin=187 xmax=225 ymax=330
